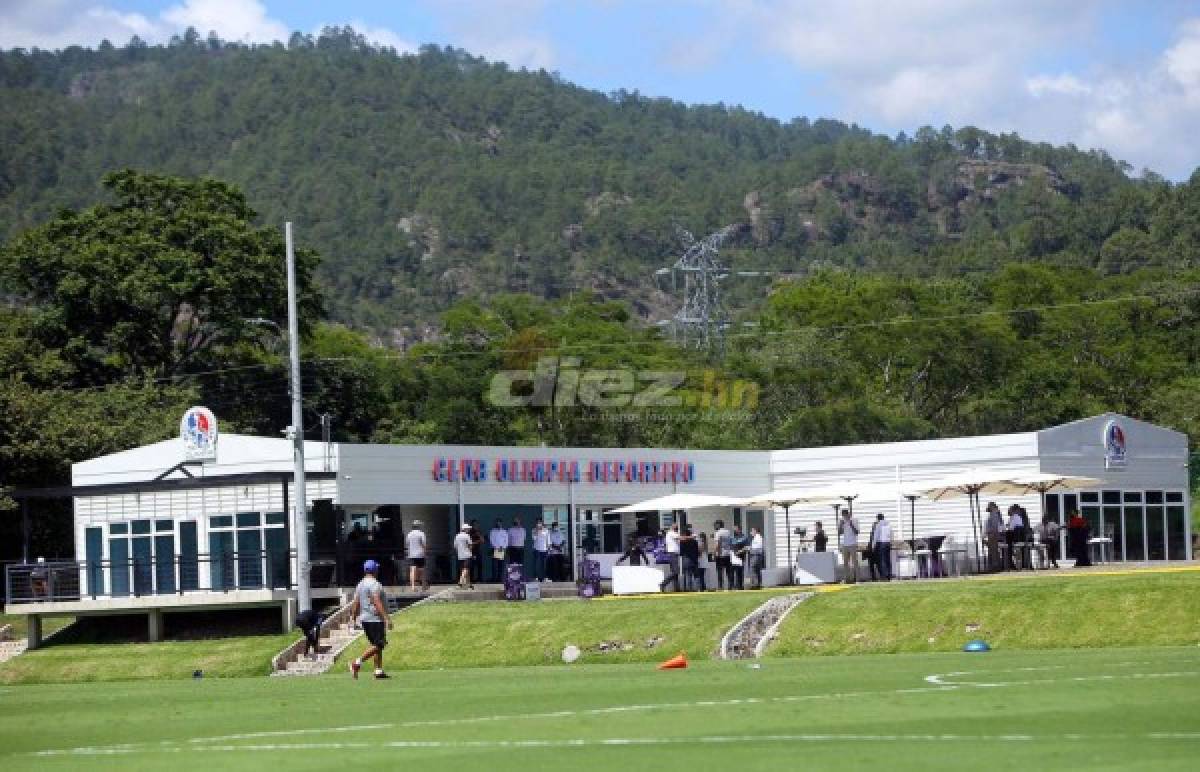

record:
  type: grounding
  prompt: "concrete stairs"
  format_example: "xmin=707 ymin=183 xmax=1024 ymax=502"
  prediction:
xmin=270 ymin=589 xmax=451 ymax=677
xmin=273 ymin=619 xmax=359 ymax=677
xmin=0 ymin=639 xmax=29 ymax=664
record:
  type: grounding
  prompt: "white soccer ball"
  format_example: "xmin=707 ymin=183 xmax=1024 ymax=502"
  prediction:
xmin=561 ymin=644 xmax=581 ymax=664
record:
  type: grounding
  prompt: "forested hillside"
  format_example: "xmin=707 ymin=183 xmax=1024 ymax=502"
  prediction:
xmin=3 ymin=28 xmax=1198 ymax=341
xmin=3 ymin=29 xmax=1200 ymax=558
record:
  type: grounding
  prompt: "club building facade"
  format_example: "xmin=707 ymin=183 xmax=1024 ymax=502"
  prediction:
xmin=5 ymin=412 xmax=1191 ymax=644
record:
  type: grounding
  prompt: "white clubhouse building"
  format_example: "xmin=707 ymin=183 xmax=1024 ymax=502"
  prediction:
xmin=6 ymin=412 xmax=1191 ymax=644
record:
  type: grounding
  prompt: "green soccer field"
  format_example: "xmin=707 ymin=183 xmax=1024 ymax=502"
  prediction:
xmin=2 ymin=644 xmax=1197 ymax=771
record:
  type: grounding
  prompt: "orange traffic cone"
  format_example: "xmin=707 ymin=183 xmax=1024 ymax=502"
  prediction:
xmin=657 ymin=651 xmax=688 ymax=670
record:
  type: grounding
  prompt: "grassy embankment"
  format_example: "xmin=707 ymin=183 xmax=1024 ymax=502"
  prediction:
xmin=3 ymin=570 xmax=1198 ymax=685
xmin=0 ymin=589 xmax=796 ymax=684
xmin=768 ymin=570 xmax=1200 ymax=657
xmin=0 ymin=614 xmax=74 ymax=640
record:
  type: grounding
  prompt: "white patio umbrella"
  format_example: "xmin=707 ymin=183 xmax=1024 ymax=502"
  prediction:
xmin=1009 ymin=473 xmax=1104 ymax=496
xmin=1010 ymin=474 xmax=1104 ymax=563
xmin=743 ymin=482 xmax=910 ymax=580
xmin=916 ymin=468 xmax=1031 ymax=572
xmin=607 ymin=493 xmax=744 ymax=514
xmin=742 ymin=488 xmax=812 ymax=581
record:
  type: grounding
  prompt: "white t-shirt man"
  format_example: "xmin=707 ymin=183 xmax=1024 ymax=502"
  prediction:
xmin=488 ymin=526 xmax=509 ymax=550
xmin=750 ymin=532 xmax=764 ymax=552
xmin=406 ymin=527 xmax=426 ymax=559
xmin=873 ymin=518 xmax=892 ymax=543
xmin=453 ymin=529 xmax=472 ymax=561
xmin=532 ymin=525 xmax=549 ymax=552
xmin=507 ymin=524 xmax=527 ymax=549
xmin=839 ymin=515 xmax=859 ymax=548
xmin=665 ymin=527 xmax=680 ymax=555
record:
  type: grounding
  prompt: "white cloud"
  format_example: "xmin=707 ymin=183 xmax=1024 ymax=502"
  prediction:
xmin=1026 ymin=73 xmax=1093 ymax=98
xmin=0 ymin=0 xmax=160 ymax=49
xmin=1164 ymin=18 xmax=1200 ymax=99
xmin=739 ymin=0 xmax=1200 ymax=178
xmin=0 ymin=0 xmax=291 ymax=48
xmin=161 ymin=0 xmax=288 ymax=44
xmin=348 ymin=21 xmax=417 ymax=54
xmin=418 ymin=0 xmax=557 ymax=70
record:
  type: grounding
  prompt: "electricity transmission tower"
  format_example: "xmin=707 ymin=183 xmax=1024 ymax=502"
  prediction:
xmin=659 ymin=224 xmax=739 ymax=351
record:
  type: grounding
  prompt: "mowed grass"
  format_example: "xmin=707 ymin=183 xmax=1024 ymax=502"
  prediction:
xmin=0 ymin=614 xmax=75 ymax=641
xmin=0 ymin=589 xmax=793 ymax=684
xmin=1 ymin=646 xmax=1197 ymax=771
xmin=0 ymin=632 xmax=297 ymax=685
xmin=770 ymin=570 xmax=1200 ymax=657
xmin=345 ymin=588 xmax=801 ymax=669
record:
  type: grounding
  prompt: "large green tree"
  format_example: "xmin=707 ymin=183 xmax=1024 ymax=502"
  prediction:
xmin=0 ymin=169 xmax=322 ymax=384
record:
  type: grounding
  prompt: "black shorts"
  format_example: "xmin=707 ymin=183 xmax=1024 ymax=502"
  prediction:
xmin=410 ymin=557 xmax=426 ymax=568
xmin=361 ymin=621 xmax=387 ymax=649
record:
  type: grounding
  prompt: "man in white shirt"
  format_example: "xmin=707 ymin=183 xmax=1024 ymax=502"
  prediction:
xmin=749 ymin=526 xmax=765 ymax=588
xmin=547 ymin=522 xmax=566 ymax=581
xmin=531 ymin=520 xmax=549 ymax=582
xmin=659 ymin=522 xmax=682 ymax=592
xmin=488 ymin=519 xmax=508 ymax=582
xmin=405 ymin=520 xmax=427 ymax=592
xmin=453 ymin=523 xmax=474 ymax=589
xmin=871 ymin=513 xmax=893 ymax=581
xmin=712 ymin=520 xmax=733 ymax=590
xmin=507 ymin=518 xmax=527 ymax=569
xmin=838 ymin=509 xmax=860 ymax=584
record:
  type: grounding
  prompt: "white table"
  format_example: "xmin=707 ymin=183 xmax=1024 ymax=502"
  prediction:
xmin=794 ymin=552 xmax=838 ymax=584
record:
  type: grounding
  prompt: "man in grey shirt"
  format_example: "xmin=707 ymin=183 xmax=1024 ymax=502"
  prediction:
xmin=349 ymin=559 xmax=393 ymax=679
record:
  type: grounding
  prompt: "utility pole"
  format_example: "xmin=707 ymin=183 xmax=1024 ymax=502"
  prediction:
xmin=285 ymin=222 xmax=311 ymax=613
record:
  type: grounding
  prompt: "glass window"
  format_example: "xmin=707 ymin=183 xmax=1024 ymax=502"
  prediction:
xmin=155 ymin=519 xmax=173 ymax=532
xmin=1045 ymin=495 xmax=1060 ymax=518
xmin=1166 ymin=492 xmax=1183 ymax=503
xmin=131 ymin=520 xmax=151 ymax=535
xmin=1166 ymin=507 xmax=1186 ymax=560
xmin=1102 ymin=507 xmax=1121 ymax=561
xmin=1123 ymin=491 xmax=1142 ymax=503
xmin=1147 ymin=491 xmax=1164 ymax=504
xmin=155 ymin=534 xmax=176 ymax=594
xmin=264 ymin=511 xmax=287 ymax=526
xmin=209 ymin=515 xmax=233 ymax=529
xmin=109 ymin=522 xmax=128 ymax=535
xmin=1080 ymin=492 xmax=1098 ymax=503
xmin=1102 ymin=491 xmax=1120 ymax=504
xmin=1123 ymin=506 xmax=1146 ymax=561
xmin=209 ymin=531 xmax=235 ymax=590
xmin=109 ymin=538 xmax=130 ymax=597
xmin=1146 ymin=506 xmax=1165 ymax=559
xmin=237 ymin=512 xmax=261 ymax=528
xmin=179 ymin=521 xmax=199 ymax=592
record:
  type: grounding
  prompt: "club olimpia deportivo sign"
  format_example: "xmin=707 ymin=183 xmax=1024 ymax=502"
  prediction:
xmin=432 ymin=457 xmax=696 ymax=484
xmin=180 ymin=406 xmax=218 ymax=462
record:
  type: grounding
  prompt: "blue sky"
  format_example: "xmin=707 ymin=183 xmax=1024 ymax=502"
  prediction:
xmin=4 ymin=1 xmax=1200 ymax=179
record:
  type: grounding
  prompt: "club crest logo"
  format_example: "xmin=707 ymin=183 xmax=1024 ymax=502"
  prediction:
xmin=180 ymin=406 xmax=218 ymax=462
xmin=1103 ymin=419 xmax=1127 ymax=469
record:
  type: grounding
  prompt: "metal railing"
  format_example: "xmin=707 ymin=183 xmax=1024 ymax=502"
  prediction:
xmin=4 ymin=549 xmax=296 ymax=604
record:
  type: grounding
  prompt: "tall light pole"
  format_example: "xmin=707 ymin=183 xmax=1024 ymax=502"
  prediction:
xmin=285 ymin=222 xmax=311 ymax=613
